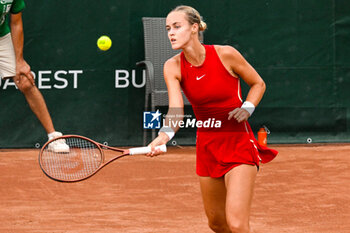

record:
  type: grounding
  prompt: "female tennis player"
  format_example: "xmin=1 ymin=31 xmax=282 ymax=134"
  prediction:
xmin=148 ymin=5 xmax=278 ymax=233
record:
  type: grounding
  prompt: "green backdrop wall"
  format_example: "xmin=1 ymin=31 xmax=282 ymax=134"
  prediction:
xmin=0 ymin=0 xmax=349 ymax=147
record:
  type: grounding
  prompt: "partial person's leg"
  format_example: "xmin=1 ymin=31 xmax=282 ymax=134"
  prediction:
xmin=13 ymin=75 xmax=69 ymax=152
xmin=224 ymin=164 xmax=257 ymax=233
xmin=13 ymin=74 xmax=55 ymax=134
xmin=199 ymin=176 xmax=231 ymax=233
xmin=2 ymin=33 xmax=68 ymax=151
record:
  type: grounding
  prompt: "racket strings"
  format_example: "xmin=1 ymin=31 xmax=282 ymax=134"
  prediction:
xmin=40 ymin=137 xmax=103 ymax=181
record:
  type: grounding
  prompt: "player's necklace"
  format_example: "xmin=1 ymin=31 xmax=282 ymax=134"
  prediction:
xmin=187 ymin=52 xmax=206 ymax=67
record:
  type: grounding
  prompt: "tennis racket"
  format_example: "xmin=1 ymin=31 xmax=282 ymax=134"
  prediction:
xmin=39 ymin=135 xmax=166 ymax=182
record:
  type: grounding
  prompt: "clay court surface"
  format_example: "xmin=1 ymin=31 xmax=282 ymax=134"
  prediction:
xmin=0 ymin=144 xmax=349 ymax=233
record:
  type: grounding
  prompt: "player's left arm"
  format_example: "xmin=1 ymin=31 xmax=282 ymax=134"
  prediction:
xmin=10 ymin=12 xmax=34 ymax=85
xmin=216 ymin=45 xmax=266 ymax=122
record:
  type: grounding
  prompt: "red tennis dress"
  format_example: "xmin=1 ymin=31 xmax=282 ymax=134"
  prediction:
xmin=180 ymin=44 xmax=278 ymax=178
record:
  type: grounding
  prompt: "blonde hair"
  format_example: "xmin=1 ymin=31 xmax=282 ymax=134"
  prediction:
xmin=170 ymin=5 xmax=207 ymax=32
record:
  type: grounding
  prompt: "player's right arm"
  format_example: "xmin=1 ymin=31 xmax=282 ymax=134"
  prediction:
xmin=148 ymin=55 xmax=184 ymax=155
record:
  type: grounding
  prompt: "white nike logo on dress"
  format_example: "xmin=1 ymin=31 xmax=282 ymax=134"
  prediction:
xmin=196 ymin=74 xmax=206 ymax=80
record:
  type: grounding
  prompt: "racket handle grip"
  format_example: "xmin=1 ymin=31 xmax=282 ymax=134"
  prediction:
xmin=129 ymin=144 xmax=167 ymax=155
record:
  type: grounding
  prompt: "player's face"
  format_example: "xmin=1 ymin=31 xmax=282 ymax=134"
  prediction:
xmin=166 ymin=11 xmax=194 ymax=50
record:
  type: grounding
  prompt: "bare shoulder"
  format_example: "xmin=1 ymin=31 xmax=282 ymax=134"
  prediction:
xmin=213 ymin=45 xmax=249 ymax=77
xmin=164 ymin=53 xmax=181 ymax=68
xmin=164 ymin=53 xmax=182 ymax=80
xmin=214 ymin=45 xmax=242 ymax=60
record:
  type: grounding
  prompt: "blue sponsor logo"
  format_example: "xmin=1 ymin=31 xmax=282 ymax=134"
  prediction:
xmin=143 ymin=110 xmax=162 ymax=129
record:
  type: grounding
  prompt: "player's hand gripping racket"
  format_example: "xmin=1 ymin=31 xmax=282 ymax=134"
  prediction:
xmin=39 ymin=135 xmax=166 ymax=182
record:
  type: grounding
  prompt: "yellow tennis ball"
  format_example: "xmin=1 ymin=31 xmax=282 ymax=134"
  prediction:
xmin=97 ymin=35 xmax=112 ymax=51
